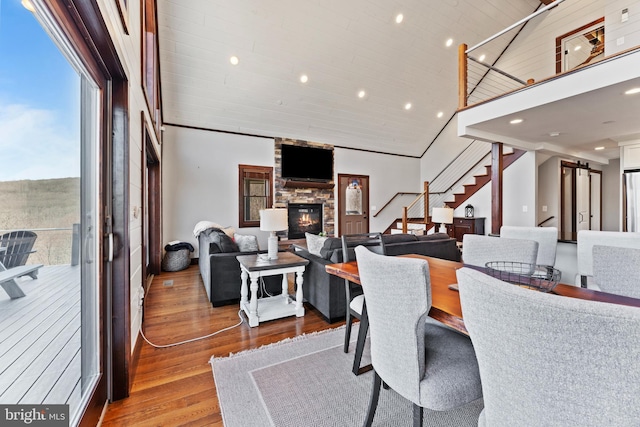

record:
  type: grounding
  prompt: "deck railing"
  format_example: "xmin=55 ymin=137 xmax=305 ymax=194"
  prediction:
xmin=0 ymin=225 xmax=80 ymax=266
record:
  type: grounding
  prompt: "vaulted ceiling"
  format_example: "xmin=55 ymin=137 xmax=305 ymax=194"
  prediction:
xmin=157 ymin=1 xmax=640 ymax=163
xmin=157 ymin=0 xmax=543 ymax=157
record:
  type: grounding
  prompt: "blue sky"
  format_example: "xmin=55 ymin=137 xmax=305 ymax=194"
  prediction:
xmin=0 ymin=0 xmax=80 ymax=180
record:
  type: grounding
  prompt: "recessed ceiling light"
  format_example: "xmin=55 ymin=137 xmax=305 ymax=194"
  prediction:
xmin=358 ymin=90 xmax=366 ymax=98
xmin=625 ymin=87 xmax=640 ymax=95
xmin=437 ymin=111 xmax=444 ymax=118
xmin=300 ymin=74 xmax=308 ymax=83
xmin=510 ymin=118 xmax=523 ymax=124
xmin=594 ymin=146 xmax=605 ymax=150
xmin=404 ymin=102 xmax=412 ymax=110
xmin=395 ymin=13 xmax=404 ymax=24
xmin=229 ymin=56 xmax=239 ymax=65
xmin=478 ymin=54 xmax=486 ymax=62
xmin=574 ymin=45 xmax=582 ymax=51
xmin=445 ymin=38 xmax=454 ymax=47
xmin=549 ymin=132 xmax=560 ymax=137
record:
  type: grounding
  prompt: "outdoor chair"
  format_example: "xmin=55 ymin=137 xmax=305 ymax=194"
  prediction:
xmin=0 ymin=230 xmax=39 ymax=279
xmin=356 ymin=247 xmax=482 ymax=427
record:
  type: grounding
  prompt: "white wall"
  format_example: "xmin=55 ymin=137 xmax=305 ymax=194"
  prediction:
xmin=602 ymin=157 xmax=621 ymax=231
xmin=96 ymin=0 xmax=162 ymax=351
xmin=163 ymin=126 xmax=276 ymax=255
xmin=605 ymin=1 xmax=640 ymax=55
xmin=537 ymin=155 xmax=560 ymax=228
xmin=453 ymin=150 xmax=537 ymax=233
xmin=493 ymin=0 xmax=605 ymax=82
xmin=163 ymin=127 xmax=422 ymax=256
xmin=334 ymin=148 xmax=421 ymax=234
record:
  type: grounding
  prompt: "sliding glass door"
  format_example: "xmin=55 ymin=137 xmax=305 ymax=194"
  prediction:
xmin=0 ymin=1 xmax=108 ymax=425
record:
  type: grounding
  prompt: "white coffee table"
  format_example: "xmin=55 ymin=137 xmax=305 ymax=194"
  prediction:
xmin=236 ymin=252 xmax=309 ymax=327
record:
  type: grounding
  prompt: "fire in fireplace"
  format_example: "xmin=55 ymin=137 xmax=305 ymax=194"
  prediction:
xmin=287 ymin=203 xmax=323 ymax=238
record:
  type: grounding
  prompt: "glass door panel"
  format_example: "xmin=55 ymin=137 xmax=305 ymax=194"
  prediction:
xmin=0 ymin=2 xmax=103 ymax=425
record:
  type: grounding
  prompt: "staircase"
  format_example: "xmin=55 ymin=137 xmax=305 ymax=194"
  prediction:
xmin=385 ymin=148 xmax=527 ymax=234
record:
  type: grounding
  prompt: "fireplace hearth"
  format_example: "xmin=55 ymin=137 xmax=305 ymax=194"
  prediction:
xmin=287 ymin=203 xmax=323 ymax=238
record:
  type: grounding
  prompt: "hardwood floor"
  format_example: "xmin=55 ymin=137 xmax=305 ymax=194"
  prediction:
xmin=101 ymin=265 xmax=342 ymax=426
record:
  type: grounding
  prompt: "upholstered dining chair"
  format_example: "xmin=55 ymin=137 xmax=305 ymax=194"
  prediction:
xmin=355 ymin=247 xmax=482 ymax=427
xmin=592 ymin=245 xmax=640 ymax=299
xmin=457 ymin=266 xmax=640 ymax=426
xmin=500 ymin=225 xmax=558 ymax=267
xmin=340 ymin=232 xmax=385 ymax=354
xmin=576 ymin=230 xmax=640 ymax=289
xmin=462 ymin=234 xmax=538 ymax=273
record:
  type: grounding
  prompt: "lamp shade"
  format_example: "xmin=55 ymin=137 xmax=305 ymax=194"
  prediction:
xmin=431 ymin=207 xmax=454 ymax=224
xmin=260 ymin=208 xmax=288 ymax=231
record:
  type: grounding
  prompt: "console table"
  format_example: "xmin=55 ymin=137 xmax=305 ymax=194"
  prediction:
xmin=446 ymin=217 xmax=485 ymax=242
xmin=236 ymin=252 xmax=309 ymax=327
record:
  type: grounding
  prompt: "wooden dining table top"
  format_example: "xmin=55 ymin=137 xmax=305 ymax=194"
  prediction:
xmin=325 ymin=254 xmax=640 ymax=335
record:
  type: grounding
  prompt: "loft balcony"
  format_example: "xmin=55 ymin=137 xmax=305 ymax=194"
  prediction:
xmin=456 ymin=0 xmax=640 ymax=164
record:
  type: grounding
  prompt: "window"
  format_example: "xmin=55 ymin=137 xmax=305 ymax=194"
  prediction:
xmin=142 ymin=0 xmax=161 ymax=138
xmin=239 ymin=165 xmax=273 ymax=227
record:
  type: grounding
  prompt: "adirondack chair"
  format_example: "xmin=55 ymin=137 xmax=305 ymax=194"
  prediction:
xmin=0 ymin=231 xmax=42 ymax=299
xmin=0 ymin=231 xmax=39 ymax=274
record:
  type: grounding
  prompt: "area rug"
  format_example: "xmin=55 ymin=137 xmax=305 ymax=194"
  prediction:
xmin=210 ymin=326 xmax=483 ymax=427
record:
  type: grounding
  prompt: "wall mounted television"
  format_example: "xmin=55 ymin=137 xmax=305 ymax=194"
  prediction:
xmin=281 ymin=144 xmax=333 ymax=181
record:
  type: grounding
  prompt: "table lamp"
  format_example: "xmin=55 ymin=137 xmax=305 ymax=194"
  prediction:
xmin=260 ymin=208 xmax=288 ymax=260
xmin=431 ymin=207 xmax=454 ymax=234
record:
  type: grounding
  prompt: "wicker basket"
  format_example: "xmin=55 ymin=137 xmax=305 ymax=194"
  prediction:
xmin=485 ymin=261 xmax=561 ymax=293
xmin=162 ymin=248 xmax=191 ymax=272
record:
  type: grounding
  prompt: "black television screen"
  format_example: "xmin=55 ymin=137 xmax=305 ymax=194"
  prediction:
xmin=281 ymin=144 xmax=333 ymax=181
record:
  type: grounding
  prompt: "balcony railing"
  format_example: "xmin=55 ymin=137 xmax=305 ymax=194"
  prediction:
xmin=0 ymin=225 xmax=80 ymax=266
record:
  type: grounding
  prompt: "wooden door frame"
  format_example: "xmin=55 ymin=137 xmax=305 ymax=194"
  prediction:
xmin=44 ymin=0 xmax=132 ymax=420
xmin=142 ymin=114 xmax=162 ymax=279
xmin=337 ymin=174 xmax=370 ymax=236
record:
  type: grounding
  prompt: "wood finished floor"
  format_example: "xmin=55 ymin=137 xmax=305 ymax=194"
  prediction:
xmin=101 ymin=265 xmax=342 ymax=426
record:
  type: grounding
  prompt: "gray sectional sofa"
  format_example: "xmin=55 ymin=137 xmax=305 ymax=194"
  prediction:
xmin=198 ymin=228 xmax=282 ymax=307
xmin=293 ymin=233 xmax=460 ymax=323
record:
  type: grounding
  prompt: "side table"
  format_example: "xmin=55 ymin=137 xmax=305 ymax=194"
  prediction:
xmin=236 ymin=252 xmax=309 ymax=327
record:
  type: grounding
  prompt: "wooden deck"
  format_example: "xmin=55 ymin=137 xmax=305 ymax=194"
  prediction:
xmin=0 ymin=264 xmax=81 ymax=414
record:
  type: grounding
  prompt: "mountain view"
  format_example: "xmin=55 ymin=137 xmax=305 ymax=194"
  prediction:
xmin=0 ymin=177 xmax=80 ymax=265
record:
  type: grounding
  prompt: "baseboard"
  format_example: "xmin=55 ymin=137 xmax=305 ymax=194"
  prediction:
xmin=129 ymin=329 xmax=144 ymax=391
xmin=190 ymin=257 xmax=199 ymax=265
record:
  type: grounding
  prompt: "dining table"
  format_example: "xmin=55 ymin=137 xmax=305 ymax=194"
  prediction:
xmin=326 ymin=254 xmax=640 ymax=375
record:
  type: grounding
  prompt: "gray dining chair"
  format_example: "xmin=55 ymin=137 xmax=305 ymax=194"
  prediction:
xmin=500 ymin=225 xmax=557 ymax=267
xmin=457 ymin=266 xmax=640 ymax=426
xmin=592 ymin=245 xmax=640 ymax=299
xmin=462 ymin=234 xmax=538 ymax=273
xmin=576 ymin=230 xmax=640 ymax=289
xmin=355 ymin=247 xmax=482 ymax=427
xmin=340 ymin=233 xmax=385 ymax=354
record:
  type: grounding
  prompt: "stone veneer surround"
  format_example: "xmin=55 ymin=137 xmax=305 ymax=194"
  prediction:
xmin=275 ymin=138 xmax=335 ymax=237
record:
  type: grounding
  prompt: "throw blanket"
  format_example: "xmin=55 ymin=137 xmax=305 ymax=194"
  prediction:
xmin=165 ymin=241 xmax=195 ymax=252
xmin=193 ymin=220 xmax=235 ymax=238
xmin=193 ymin=221 xmax=222 ymax=237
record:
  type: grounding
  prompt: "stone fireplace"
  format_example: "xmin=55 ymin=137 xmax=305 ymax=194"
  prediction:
xmin=287 ymin=203 xmax=323 ymax=238
xmin=274 ymin=138 xmax=335 ymax=237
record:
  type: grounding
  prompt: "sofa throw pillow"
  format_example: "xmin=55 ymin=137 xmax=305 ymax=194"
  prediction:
xmin=209 ymin=229 xmax=240 ymax=253
xmin=305 ymin=232 xmax=328 ymax=257
xmin=235 ymin=233 xmax=259 ymax=252
xmin=319 ymin=237 xmax=342 ymax=260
